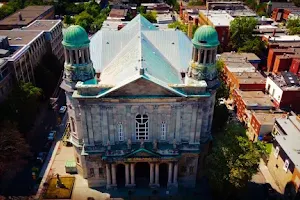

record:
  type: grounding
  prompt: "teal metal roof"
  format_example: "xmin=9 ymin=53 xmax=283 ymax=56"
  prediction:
xmin=62 ymin=25 xmax=90 ymax=48
xmin=192 ymin=25 xmax=219 ymax=48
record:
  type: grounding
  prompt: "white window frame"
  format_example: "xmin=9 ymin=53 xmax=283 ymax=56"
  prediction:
xmin=274 ymin=146 xmax=280 ymax=158
xmin=283 ymin=159 xmax=289 ymax=172
xmin=161 ymin=121 xmax=166 ymax=140
xmin=118 ymin=122 xmax=124 ymax=141
xmin=135 ymin=114 xmax=149 ymax=140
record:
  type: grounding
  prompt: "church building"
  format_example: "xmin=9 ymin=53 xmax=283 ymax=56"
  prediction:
xmin=61 ymin=15 xmax=220 ymax=189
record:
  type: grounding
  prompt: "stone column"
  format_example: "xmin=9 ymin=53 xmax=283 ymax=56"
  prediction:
xmin=106 ymin=164 xmax=111 ymax=186
xmin=125 ymin=163 xmax=130 ymax=185
xmin=69 ymin=50 xmax=73 ymax=65
xmin=168 ymin=162 xmax=173 ymax=185
xmin=111 ymin=164 xmax=117 ymax=185
xmin=150 ymin=163 xmax=154 ymax=185
xmin=75 ymin=49 xmax=79 ymax=64
xmin=173 ymin=163 xmax=178 ymax=184
xmin=130 ymin=163 xmax=135 ymax=185
xmin=81 ymin=48 xmax=85 ymax=64
xmin=197 ymin=49 xmax=201 ymax=63
xmin=203 ymin=49 xmax=208 ymax=64
xmin=155 ymin=163 xmax=159 ymax=185
xmin=209 ymin=49 xmax=213 ymax=64
xmin=64 ymin=48 xmax=69 ymax=63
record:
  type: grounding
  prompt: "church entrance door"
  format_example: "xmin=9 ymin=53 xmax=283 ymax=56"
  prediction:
xmin=135 ymin=162 xmax=150 ymax=188
xmin=116 ymin=164 xmax=125 ymax=188
xmin=159 ymin=163 xmax=168 ymax=188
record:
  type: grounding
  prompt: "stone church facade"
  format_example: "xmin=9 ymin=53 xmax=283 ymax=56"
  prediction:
xmin=61 ymin=15 xmax=219 ymax=189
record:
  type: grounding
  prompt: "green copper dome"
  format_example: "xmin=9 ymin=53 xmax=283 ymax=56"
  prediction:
xmin=192 ymin=25 xmax=219 ymax=48
xmin=62 ymin=25 xmax=90 ymax=48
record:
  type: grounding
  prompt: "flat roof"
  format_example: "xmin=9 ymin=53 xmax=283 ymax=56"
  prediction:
xmin=23 ymin=20 xmax=61 ymax=31
xmin=233 ymin=71 xmax=265 ymax=84
xmin=268 ymin=35 xmax=300 ymax=42
xmin=221 ymin=52 xmax=261 ymax=61
xmin=200 ymin=10 xmax=234 ymax=26
xmin=0 ymin=6 xmax=53 ymax=27
xmin=242 ymin=96 xmax=274 ymax=108
xmin=268 ymin=72 xmax=300 ymax=91
xmin=0 ymin=30 xmax=42 ymax=45
xmin=253 ymin=112 xmax=286 ymax=125
xmin=275 ymin=115 xmax=300 ymax=168
xmin=109 ymin=9 xmax=128 ymax=18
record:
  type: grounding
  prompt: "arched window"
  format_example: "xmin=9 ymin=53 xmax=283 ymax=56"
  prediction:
xmin=161 ymin=121 xmax=166 ymax=140
xmin=71 ymin=117 xmax=76 ymax=132
xmin=135 ymin=114 xmax=149 ymax=140
xmin=118 ymin=122 xmax=124 ymax=141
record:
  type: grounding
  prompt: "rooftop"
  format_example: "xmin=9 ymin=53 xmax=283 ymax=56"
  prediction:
xmin=108 ymin=9 xmax=128 ymax=19
xmin=268 ymin=72 xmax=300 ymax=91
xmin=199 ymin=10 xmax=234 ymax=27
xmin=0 ymin=6 xmax=54 ymax=27
xmin=235 ymin=90 xmax=275 ymax=108
xmin=0 ymin=30 xmax=42 ymax=45
xmin=253 ymin=112 xmax=286 ymax=125
xmin=275 ymin=115 xmax=300 ymax=168
xmin=22 ymin=20 xmax=61 ymax=31
xmin=90 ymin=14 xmax=192 ymax=86
xmin=233 ymin=71 xmax=265 ymax=84
xmin=221 ymin=52 xmax=261 ymax=62
xmin=268 ymin=35 xmax=300 ymax=42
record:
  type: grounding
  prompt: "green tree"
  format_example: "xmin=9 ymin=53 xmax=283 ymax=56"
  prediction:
xmin=293 ymin=0 xmax=300 ymax=7
xmin=188 ymin=0 xmax=205 ymax=6
xmin=230 ymin=17 xmax=257 ymax=49
xmin=85 ymin=1 xmax=101 ymax=17
xmin=0 ymin=121 xmax=31 ymax=185
xmin=137 ymin=6 xmax=146 ymax=14
xmin=238 ymin=37 xmax=266 ymax=56
xmin=142 ymin=11 xmax=157 ymax=23
xmin=74 ymin=11 xmax=94 ymax=32
xmin=216 ymin=60 xmax=229 ymax=101
xmin=206 ymin=123 xmax=265 ymax=198
xmin=64 ymin=15 xmax=75 ymax=25
xmin=168 ymin=21 xmax=188 ymax=33
xmin=286 ymin=18 xmax=300 ymax=35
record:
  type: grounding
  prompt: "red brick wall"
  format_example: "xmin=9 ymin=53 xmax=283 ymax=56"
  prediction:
xmin=281 ymin=91 xmax=300 ymax=112
xmin=273 ymin=56 xmax=293 ymax=73
xmin=291 ymin=168 xmax=300 ymax=190
xmin=289 ymin=59 xmax=300 ymax=77
xmin=215 ymin=26 xmax=229 ymax=51
xmin=267 ymin=48 xmax=294 ymax=72
xmin=250 ymin=114 xmax=261 ymax=136
xmin=233 ymin=90 xmax=246 ymax=122
xmin=239 ymin=83 xmax=266 ymax=91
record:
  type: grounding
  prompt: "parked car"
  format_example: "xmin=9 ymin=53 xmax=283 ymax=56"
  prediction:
xmin=36 ymin=152 xmax=47 ymax=163
xmin=48 ymin=131 xmax=57 ymax=141
xmin=59 ymin=106 xmax=67 ymax=114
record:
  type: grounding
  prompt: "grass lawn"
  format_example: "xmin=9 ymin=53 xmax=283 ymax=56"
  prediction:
xmin=44 ymin=177 xmax=75 ymax=199
xmin=265 ymin=143 xmax=272 ymax=155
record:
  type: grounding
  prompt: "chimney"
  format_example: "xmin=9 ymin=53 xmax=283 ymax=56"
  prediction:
xmin=272 ymin=28 xmax=276 ymax=37
xmin=187 ymin=21 xmax=193 ymax=39
xmin=140 ymin=67 xmax=144 ymax=75
xmin=18 ymin=12 xmax=23 ymax=21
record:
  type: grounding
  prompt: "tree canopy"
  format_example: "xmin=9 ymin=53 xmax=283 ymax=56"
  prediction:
xmin=206 ymin=123 xmax=266 ymax=198
xmin=168 ymin=21 xmax=198 ymax=37
xmin=0 ymin=121 xmax=31 ymax=184
xmin=286 ymin=18 xmax=300 ymax=35
xmin=188 ymin=0 xmax=205 ymax=6
xmin=230 ymin=17 xmax=266 ymax=56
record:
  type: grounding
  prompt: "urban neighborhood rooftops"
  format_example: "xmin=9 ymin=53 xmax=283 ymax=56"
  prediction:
xmin=233 ymin=71 xmax=265 ymax=84
xmin=108 ymin=9 xmax=128 ymax=20
xmin=23 ymin=20 xmax=61 ymax=31
xmin=221 ymin=52 xmax=261 ymax=63
xmin=268 ymin=72 xmax=300 ymax=91
xmin=200 ymin=10 xmax=234 ymax=27
xmin=0 ymin=30 xmax=43 ymax=45
xmin=0 ymin=6 xmax=54 ymax=27
xmin=253 ymin=112 xmax=286 ymax=125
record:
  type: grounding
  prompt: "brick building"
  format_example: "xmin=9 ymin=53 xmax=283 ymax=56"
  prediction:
xmin=266 ymin=72 xmax=300 ymax=112
xmin=248 ymin=112 xmax=285 ymax=141
xmin=199 ymin=10 xmax=233 ymax=50
xmin=268 ymin=114 xmax=300 ymax=192
xmin=267 ymin=48 xmax=296 ymax=72
xmin=290 ymin=58 xmax=300 ymax=77
xmin=0 ymin=6 xmax=54 ymax=30
xmin=233 ymin=90 xmax=275 ymax=124
xmin=0 ymin=20 xmax=63 ymax=101
xmin=179 ymin=4 xmax=206 ymax=25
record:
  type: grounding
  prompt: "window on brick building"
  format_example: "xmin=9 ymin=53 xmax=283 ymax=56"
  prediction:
xmin=274 ymin=146 xmax=280 ymax=158
xmin=283 ymin=159 xmax=289 ymax=172
xmin=90 ymin=168 xmax=95 ymax=177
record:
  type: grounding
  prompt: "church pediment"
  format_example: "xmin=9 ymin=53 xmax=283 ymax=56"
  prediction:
xmin=103 ymin=76 xmax=184 ymax=98
xmin=125 ymin=148 xmax=160 ymax=158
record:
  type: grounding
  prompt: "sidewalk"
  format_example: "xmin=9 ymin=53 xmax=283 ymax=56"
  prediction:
xmin=258 ymin=159 xmax=281 ymax=193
